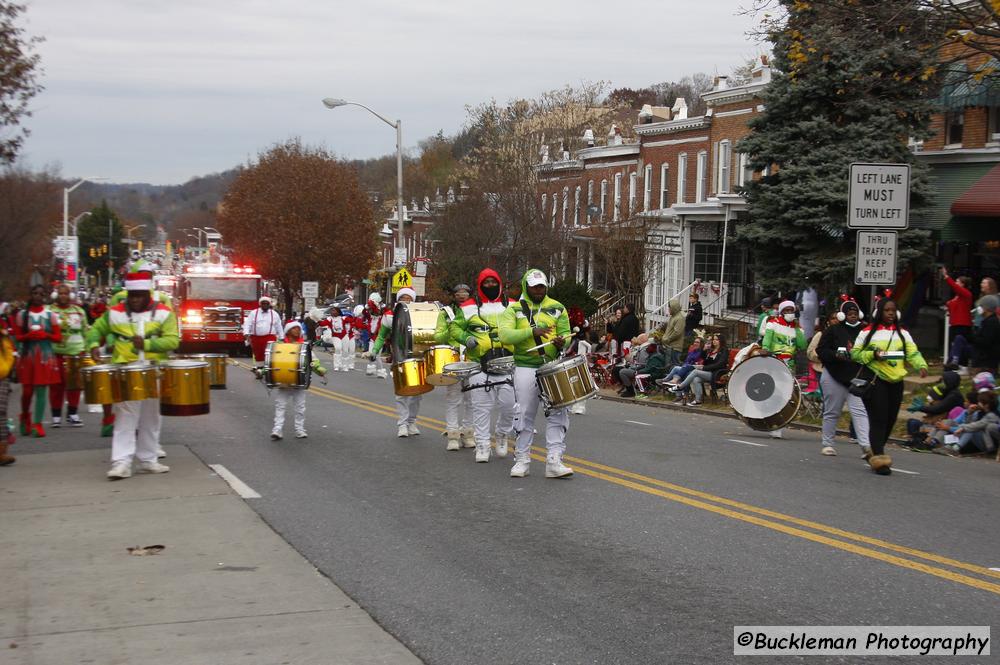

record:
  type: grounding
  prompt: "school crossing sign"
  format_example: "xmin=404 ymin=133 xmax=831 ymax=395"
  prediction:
xmin=391 ymin=267 xmax=412 ymax=293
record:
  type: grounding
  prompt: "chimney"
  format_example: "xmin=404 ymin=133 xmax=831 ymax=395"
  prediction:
xmin=638 ymin=104 xmax=653 ymax=125
xmin=714 ymin=75 xmax=728 ymax=91
xmin=582 ymin=128 xmax=595 ymax=147
xmin=672 ymin=97 xmax=688 ymax=120
xmin=751 ymin=55 xmax=772 ymax=84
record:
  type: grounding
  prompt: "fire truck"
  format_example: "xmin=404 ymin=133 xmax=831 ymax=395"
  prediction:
xmin=176 ymin=262 xmax=263 ymax=355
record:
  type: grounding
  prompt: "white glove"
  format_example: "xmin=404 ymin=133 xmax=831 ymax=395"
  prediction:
xmin=465 ymin=337 xmax=478 ymax=350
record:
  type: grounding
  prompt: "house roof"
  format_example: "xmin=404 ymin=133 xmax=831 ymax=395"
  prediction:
xmin=922 ymin=161 xmax=1000 ymax=242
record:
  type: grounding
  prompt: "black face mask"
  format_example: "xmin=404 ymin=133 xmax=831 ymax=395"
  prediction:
xmin=482 ymin=283 xmax=501 ymax=301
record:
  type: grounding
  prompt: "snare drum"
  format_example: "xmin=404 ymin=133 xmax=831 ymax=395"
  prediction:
xmin=535 ymin=355 xmax=598 ymax=410
xmin=443 ymin=361 xmax=480 ymax=381
xmin=424 ymin=345 xmax=460 ymax=386
xmin=264 ymin=342 xmax=311 ymax=389
xmin=183 ymin=353 xmax=227 ymax=388
xmin=116 ymin=363 xmax=160 ymax=402
xmin=62 ymin=355 xmax=87 ymax=391
xmin=159 ymin=360 xmax=211 ymax=416
xmin=485 ymin=355 xmax=515 ymax=376
xmin=81 ymin=364 xmax=119 ymax=405
xmin=391 ymin=358 xmax=434 ymax=396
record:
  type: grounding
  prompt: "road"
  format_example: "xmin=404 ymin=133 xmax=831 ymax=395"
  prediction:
xmin=28 ymin=355 xmax=1000 ymax=664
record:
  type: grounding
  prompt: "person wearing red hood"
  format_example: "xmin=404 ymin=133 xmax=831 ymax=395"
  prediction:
xmin=451 ymin=269 xmax=518 ymax=462
xmin=363 ymin=293 xmax=389 ymax=378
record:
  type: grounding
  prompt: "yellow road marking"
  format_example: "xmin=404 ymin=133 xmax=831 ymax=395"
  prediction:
xmin=234 ymin=360 xmax=1000 ymax=595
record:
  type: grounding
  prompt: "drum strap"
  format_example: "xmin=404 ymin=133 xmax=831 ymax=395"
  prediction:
xmin=520 ymin=301 xmax=546 ymax=357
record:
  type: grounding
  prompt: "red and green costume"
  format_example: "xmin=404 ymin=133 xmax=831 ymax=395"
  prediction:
xmin=13 ymin=306 xmax=62 ymax=436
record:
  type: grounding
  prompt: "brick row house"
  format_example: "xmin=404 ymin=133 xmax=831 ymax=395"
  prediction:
xmin=537 ymin=58 xmax=773 ymax=329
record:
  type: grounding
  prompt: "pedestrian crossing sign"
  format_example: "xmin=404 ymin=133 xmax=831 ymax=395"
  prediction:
xmin=391 ymin=268 xmax=412 ymax=293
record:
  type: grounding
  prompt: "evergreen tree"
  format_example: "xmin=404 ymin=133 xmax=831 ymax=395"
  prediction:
xmin=737 ymin=0 xmax=938 ymax=292
xmin=79 ymin=200 xmax=126 ymax=280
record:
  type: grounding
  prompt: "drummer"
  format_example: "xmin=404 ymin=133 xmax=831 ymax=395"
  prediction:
xmin=49 ymin=284 xmax=89 ymax=428
xmin=761 ymin=300 xmax=807 ymax=439
xmin=453 ymin=269 xmax=518 ymax=463
xmin=368 ymin=287 xmax=424 ymax=438
xmin=87 ymin=266 xmax=179 ymax=480
xmin=434 ymin=283 xmax=475 ymax=452
xmin=270 ymin=321 xmax=316 ymax=441
xmin=498 ymin=268 xmax=573 ymax=478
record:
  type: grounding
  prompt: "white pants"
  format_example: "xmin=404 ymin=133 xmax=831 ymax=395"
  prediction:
xmin=820 ymin=371 xmax=871 ymax=448
xmin=445 ymin=381 xmax=474 ymax=432
xmin=466 ymin=371 xmax=516 ymax=445
xmin=112 ymin=399 xmax=162 ymax=464
xmin=367 ymin=340 xmax=386 ymax=375
xmin=273 ymin=387 xmax=306 ymax=435
xmin=330 ymin=336 xmax=353 ymax=371
xmin=386 ymin=373 xmax=421 ymax=426
xmin=512 ymin=365 xmax=569 ymax=458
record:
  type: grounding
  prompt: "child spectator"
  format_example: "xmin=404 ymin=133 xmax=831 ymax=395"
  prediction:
xmin=631 ymin=346 xmax=669 ymax=398
xmin=944 ymin=390 xmax=999 ymax=455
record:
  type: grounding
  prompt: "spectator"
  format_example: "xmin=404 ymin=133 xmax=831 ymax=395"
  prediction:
xmin=816 ymin=299 xmax=871 ymax=457
xmin=653 ymin=298 xmax=685 ymax=367
xmin=615 ymin=304 xmax=640 ymax=350
xmin=684 ymin=293 xmax=703 ymax=336
xmin=945 ymin=390 xmax=999 ymax=455
xmin=940 ymin=267 xmax=974 ymax=372
xmin=974 ymin=277 xmax=998 ymax=330
xmin=970 ymin=294 xmax=999 ymax=374
xmin=616 ymin=335 xmax=651 ymax=396
xmin=755 ymin=297 xmax=775 ymax=342
xmin=606 ymin=307 xmax=623 ymax=357
xmin=909 ymin=370 xmax=964 ymax=420
xmin=669 ymin=333 xmax=729 ymax=406
xmin=851 ymin=298 xmax=928 ymax=476
xmin=659 ymin=337 xmax=705 ymax=386
xmin=632 ymin=348 xmax=669 ymax=398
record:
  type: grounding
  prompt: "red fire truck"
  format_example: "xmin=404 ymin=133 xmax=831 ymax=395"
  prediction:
xmin=176 ymin=262 xmax=263 ymax=355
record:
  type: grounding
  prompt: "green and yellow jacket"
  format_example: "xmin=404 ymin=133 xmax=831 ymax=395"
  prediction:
xmin=498 ymin=269 xmax=570 ymax=368
xmin=86 ymin=300 xmax=179 ymax=364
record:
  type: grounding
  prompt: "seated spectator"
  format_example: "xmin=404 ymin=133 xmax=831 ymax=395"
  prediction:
xmin=918 ymin=390 xmax=976 ymax=450
xmin=907 ymin=370 xmax=964 ymax=420
xmin=944 ymin=390 xmax=1000 ymax=455
xmin=658 ymin=337 xmax=705 ymax=386
xmin=630 ymin=346 xmax=669 ymax=398
xmin=617 ymin=336 xmax=653 ymax=397
xmin=971 ymin=294 xmax=999 ymax=374
xmin=668 ymin=333 xmax=729 ymax=406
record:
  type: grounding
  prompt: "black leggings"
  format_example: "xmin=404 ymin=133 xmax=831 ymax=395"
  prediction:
xmin=862 ymin=378 xmax=904 ymax=455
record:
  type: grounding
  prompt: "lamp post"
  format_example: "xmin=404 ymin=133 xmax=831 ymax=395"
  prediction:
xmin=322 ymin=98 xmax=405 ymax=267
xmin=69 ymin=211 xmax=91 ymax=235
xmin=62 ymin=177 xmax=105 ymax=287
xmin=184 ymin=232 xmax=201 ymax=249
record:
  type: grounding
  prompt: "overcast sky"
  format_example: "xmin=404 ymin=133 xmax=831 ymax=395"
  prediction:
xmin=19 ymin=0 xmax=766 ymax=185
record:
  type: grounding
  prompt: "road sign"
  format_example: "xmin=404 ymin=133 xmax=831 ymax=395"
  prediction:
xmin=855 ymin=231 xmax=898 ymax=286
xmin=847 ymin=163 xmax=910 ymax=229
xmin=302 ymin=281 xmax=319 ymax=298
xmin=391 ymin=268 xmax=412 ymax=293
xmin=393 ymin=246 xmax=407 ymax=266
xmin=411 ymin=276 xmax=426 ymax=297
xmin=304 ymin=297 xmax=316 ymax=312
xmin=53 ymin=235 xmax=78 ymax=262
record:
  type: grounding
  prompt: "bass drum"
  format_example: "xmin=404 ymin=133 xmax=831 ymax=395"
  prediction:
xmin=727 ymin=354 xmax=801 ymax=431
xmin=264 ymin=342 xmax=311 ymax=389
xmin=391 ymin=301 xmax=441 ymax=359
xmin=535 ymin=354 xmax=598 ymax=410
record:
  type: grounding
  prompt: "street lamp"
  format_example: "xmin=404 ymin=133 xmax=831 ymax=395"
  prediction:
xmin=69 ymin=211 xmax=91 ymax=235
xmin=62 ymin=176 xmax=106 ymax=287
xmin=184 ymin=232 xmax=202 ymax=249
xmin=125 ymin=223 xmax=147 ymax=239
xmin=322 ymin=97 xmax=405 ymax=267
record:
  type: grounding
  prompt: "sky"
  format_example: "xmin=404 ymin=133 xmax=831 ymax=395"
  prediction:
xmin=18 ymin=0 xmax=767 ymax=185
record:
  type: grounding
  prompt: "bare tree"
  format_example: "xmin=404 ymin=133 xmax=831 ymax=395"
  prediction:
xmin=0 ymin=2 xmax=43 ymax=165
xmin=590 ymin=214 xmax=660 ymax=317
xmin=0 ymin=165 xmax=61 ymax=298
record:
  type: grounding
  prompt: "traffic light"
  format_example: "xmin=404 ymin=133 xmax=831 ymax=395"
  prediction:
xmin=137 ymin=240 xmax=143 ymax=251
xmin=102 ymin=244 xmax=108 ymax=254
xmin=89 ymin=248 xmax=96 ymax=258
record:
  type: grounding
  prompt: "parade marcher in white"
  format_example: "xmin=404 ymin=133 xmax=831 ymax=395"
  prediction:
xmin=321 ymin=307 xmax=355 ymax=372
xmin=363 ymin=293 xmax=389 ymax=378
xmin=271 ymin=321 xmax=311 ymax=441
xmin=434 ymin=283 xmax=476 ymax=451
xmin=86 ymin=266 xmax=179 ymax=480
xmin=369 ymin=288 xmax=423 ymax=437
xmin=243 ymin=295 xmax=282 ymax=368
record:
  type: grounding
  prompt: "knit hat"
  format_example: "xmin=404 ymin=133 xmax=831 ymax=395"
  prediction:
xmin=259 ymin=295 xmax=272 ymax=304
xmin=777 ymin=300 xmax=795 ymax=314
xmin=368 ymin=292 xmax=382 ymax=305
xmin=397 ymin=287 xmax=416 ymax=300
xmin=973 ymin=372 xmax=996 ymax=393
xmin=124 ymin=267 xmax=154 ymax=292
xmin=283 ymin=321 xmax=302 ymax=337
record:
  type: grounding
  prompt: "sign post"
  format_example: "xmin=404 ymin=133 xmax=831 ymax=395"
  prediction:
xmin=847 ymin=163 xmax=910 ymax=308
xmin=391 ymin=267 xmax=412 ymax=294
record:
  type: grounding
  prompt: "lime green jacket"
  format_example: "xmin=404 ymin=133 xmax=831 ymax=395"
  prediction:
xmin=50 ymin=304 xmax=89 ymax=356
xmin=850 ymin=324 xmax=927 ymax=383
xmin=498 ymin=295 xmax=570 ymax=368
xmin=434 ymin=305 xmax=465 ymax=347
xmin=86 ymin=301 xmax=180 ymax=364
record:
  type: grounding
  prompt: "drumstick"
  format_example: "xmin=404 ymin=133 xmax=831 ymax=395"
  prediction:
xmin=523 ymin=327 xmax=580 ymax=353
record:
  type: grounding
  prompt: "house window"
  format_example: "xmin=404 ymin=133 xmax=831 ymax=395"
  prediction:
xmin=717 ymin=140 xmax=731 ymax=194
xmin=562 ymin=187 xmax=569 ymax=226
xmin=600 ymin=180 xmax=608 ymax=221
xmin=692 ymin=242 xmax=748 ymax=308
xmin=677 ymin=154 xmax=687 ymax=204
xmin=737 ymin=153 xmax=751 ymax=188
xmin=587 ymin=180 xmax=594 ymax=223
xmin=643 ymin=165 xmax=653 ymax=211
xmin=659 ymin=163 xmax=669 ymax=208
xmin=696 ymin=151 xmax=708 ymax=202
xmin=552 ymin=193 xmax=559 ymax=227
xmin=541 ymin=193 xmax=547 ymax=217
xmin=629 ymin=172 xmax=638 ymax=214
xmin=989 ymin=106 xmax=1000 ymax=142
xmin=574 ymin=186 xmax=581 ymax=226
xmin=945 ymin=110 xmax=964 ymax=146
xmin=613 ymin=172 xmax=623 ymax=221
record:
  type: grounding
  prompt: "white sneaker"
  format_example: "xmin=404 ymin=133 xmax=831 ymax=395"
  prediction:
xmin=156 ymin=448 xmax=167 ymax=458
xmin=545 ymin=456 xmax=574 ymax=478
xmin=821 ymin=445 xmax=837 ymax=456
xmin=295 ymin=431 xmax=308 ymax=439
xmin=475 ymin=443 xmax=490 ymax=463
xmin=68 ymin=414 xmax=83 ymax=427
xmin=270 ymin=431 xmax=283 ymax=441
xmin=107 ymin=461 xmax=132 ymax=480
xmin=377 ymin=370 xmax=388 ymax=379
xmin=446 ymin=431 xmax=461 ymax=451
xmin=365 ymin=366 xmax=376 ymax=376
xmin=397 ymin=425 xmax=409 ymax=438
xmin=137 ymin=460 xmax=170 ymax=474
xmin=461 ymin=426 xmax=475 ymax=448
xmin=510 ymin=455 xmax=530 ymax=478
xmin=495 ymin=435 xmax=509 ymax=459
xmin=51 ymin=416 xmax=61 ymax=428
xmin=407 ymin=423 xmax=421 ymax=436
xmin=769 ymin=429 xmax=784 ymax=439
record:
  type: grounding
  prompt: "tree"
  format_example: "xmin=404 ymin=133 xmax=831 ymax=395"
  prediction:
xmin=0 ymin=165 xmax=59 ymax=297
xmin=0 ymin=1 xmax=43 ymax=165
xmin=78 ymin=200 xmax=126 ymax=281
xmin=590 ymin=214 xmax=660 ymax=315
xmin=217 ymin=139 xmax=378 ymax=315
xmin=649 ymin=73 xmax=714 ymax=116
xmin=736 ymin=0 xmax=936 ymax=292
xmin=606 ymin=87 xmax=657 ymax=109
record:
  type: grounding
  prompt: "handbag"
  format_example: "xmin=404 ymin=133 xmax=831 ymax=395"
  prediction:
xmin=848 ymin=327 xmax=897 ymax=398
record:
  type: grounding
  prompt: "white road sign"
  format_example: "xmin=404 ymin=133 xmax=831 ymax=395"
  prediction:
xmin=53 ymin=235 xmax=78 ymax=262
xmin=855 ymin=231 xmax=898 ymax=286
xmin=301 ymin=281 xmax=319 ymax=298
xmin=847 ymin=163 xmax=910 ymax=229
xmin=393 ymin=246 xmax=407 ymax=267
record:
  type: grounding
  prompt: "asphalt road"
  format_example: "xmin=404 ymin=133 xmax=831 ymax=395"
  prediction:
xmin=21 ymin=355 xmax=1000 ymax=664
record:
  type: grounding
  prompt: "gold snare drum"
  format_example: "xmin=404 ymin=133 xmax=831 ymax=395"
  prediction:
xmin=81 ymin=364 xmax=119 ymax=405
xmin=182 ymin=353 xmax=227 ymax=388
xmin=424 ymin=345 xmax=460 ymax=386
xmin=264 ymin=342 xmax=311 ymax=389
xmin=116 ymin=363 xmax=160 ymax=402
xmin=535 ymin=355 xmax=598 ymax=410
xmin=62 ymin=355 xmax=87 ymax=391
xmin=159 ymin=360 xmax=211 ymax=416
xmin=391 ymin=358 xmax=434 ymax=396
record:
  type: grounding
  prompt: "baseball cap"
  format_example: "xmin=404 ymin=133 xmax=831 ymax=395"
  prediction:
xmin=525 ymin=270 xmax=547 ymax=287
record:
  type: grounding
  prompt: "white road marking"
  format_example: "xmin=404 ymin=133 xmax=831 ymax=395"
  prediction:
xmin=726 ymin=439 xmax=769 ymax=447
xmin=892 ymin=467 xmax=920 ymax=476
xmin=625 ymin=420 xmax=654 ymax=427
xmin=209 ymin=464 xmax=262 ymax=499
xmin=990 ymin=568 xmax=1000 ymax=572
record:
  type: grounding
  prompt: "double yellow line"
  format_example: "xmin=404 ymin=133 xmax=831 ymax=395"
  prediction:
xmin=238 ymin=361 xmax=1000 ymax=596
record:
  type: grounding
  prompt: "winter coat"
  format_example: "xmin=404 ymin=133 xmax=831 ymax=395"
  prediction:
xmin=918 ymin=371 xmax=964 ymax=417
xmin=684 ymin=300 xmax=702 ymax=333
xmin=86 ymin=301 xmax=179 ymax=364
xmin=945 ymin=277 xmax=974 ymax=328
xmin=850 ymin=324 xmax=928 ymax=383
xmin=654 ymin=299 xmax=685 ymax=352
xmin=453 ymin=268 xmax=516 ymax=362
xmin=498 ymin=269 xmax=571 ymax=368
xmin=816 ymin=321 xmax=865 ymax=388
xmin=615 ymin=312 xmax=640 ymax=345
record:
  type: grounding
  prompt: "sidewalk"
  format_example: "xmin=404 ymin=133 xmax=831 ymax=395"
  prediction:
xmin=0 ymin=446 xmax=423 ymax=665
